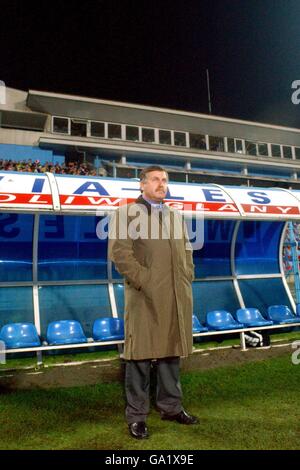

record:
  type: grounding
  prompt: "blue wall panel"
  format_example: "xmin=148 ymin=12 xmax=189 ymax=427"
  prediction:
xmin=0 ymin=213 xmax=33 ymax=281
xmin=39 ymin=284 xmax=111 ymax=336
xmin=0 ymin=287 xmax=34 ymax=327
xmin=192 ymin=280 xmax=240 ymax=323
xmin=0 ymin=206 xmax=293 ymax=345
xmin=238 ymin=278 xmax=293 ymax=316
xmin=0 ymin=144 xmax=54 ymax=163
xmin=235 ymin=221 xmax=283 ymax=275
xmin=193 ymin=220 xmax=235 ymax=277
xmin=38 ymin=215 xmax=108 ymax=281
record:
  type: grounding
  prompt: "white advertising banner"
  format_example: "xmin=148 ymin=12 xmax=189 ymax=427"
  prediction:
xmin=0 ymin=172 xmax=300 ymax=220
xmin=0 ymin=173 xmax=52 ymax=209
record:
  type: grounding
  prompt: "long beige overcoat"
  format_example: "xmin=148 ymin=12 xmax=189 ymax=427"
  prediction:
xmin=108 ymin=196 xmax=194 ymax=360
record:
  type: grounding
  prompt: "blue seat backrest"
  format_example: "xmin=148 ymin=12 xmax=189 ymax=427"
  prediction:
xmin=267 ymin=305 xmax=294 ymax=321
xmin=236 ymin=308 xmax=265 ymax=322
xmin=93 ymin=317 xmax=124 ymax=341
xmin=192 ymin=314 xmax=208 ymax=332
xmin=206 ymin=310 xmax=237 ymax=326
xmin=47 ymin=320 xmax=87 ymax=345
xmin=0 ymin=323 xmax=41 ymax=349
xmin=192 ymin=314 xmax=201 ymax=332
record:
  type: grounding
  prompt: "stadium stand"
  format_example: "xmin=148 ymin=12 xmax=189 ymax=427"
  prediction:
xmin=1 ymin=88 xmax=300 ymax=366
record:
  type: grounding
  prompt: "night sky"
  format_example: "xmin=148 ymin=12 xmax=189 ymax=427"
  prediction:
xmin=2 ymin=0 xmax=300 ymax=127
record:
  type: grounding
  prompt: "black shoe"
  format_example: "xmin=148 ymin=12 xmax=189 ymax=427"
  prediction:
xmin=161 ymin=409 xmax=199 ymax=425
xmin=128 ymin=421 xmax=149 ymax=439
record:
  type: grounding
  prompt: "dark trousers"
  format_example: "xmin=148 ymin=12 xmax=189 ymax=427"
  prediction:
xmin=125 ymin=356 xmax=183 ymax=424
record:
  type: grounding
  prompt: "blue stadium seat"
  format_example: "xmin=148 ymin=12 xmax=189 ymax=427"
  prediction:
xmin=192 ymin=314 xmax=208 ymax=333
xmin=46 ymin=320 xmax=87 ymax=345
xmin=296 ymin=304 xmax=300 ymax=317
xmin=267 ymin=305 xmax=300 ymax=324
xmin=235 ymin=308 xmax=273 ymax=327
xmin=93 ymin=317 xmax=124 ymax=341
xmin=206 ymin=310 xmax=243 ymax=330
xmin=0 ymin=323 xmax=41 ymax=349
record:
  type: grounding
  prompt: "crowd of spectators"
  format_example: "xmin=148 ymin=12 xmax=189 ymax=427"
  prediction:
xmin=0 ymin=159 xmax=107 ymax=176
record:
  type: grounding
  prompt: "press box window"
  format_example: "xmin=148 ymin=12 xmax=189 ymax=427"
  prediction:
xmin=91 ymin=121 xmax=105 ymax=138
xmin=126 ymin=125 xmax=139 ymax=141
xmin=295 ymin=147 xmax=300 ymax=159
xmin=246 ymin=141 xmax=257 ymax=156
xmin=108 ymin=124 xmax=122 ymax=139
xmin=227 ymin=138 xmax=243 ymax=153
xmin=168 ymin=172 xmax=186 ymax=182
xmin=283 ymin=146 xmax=292 ymax=159
xmin=236 ymin=140 xmax=243 ymax=153
xmin=174 ymin=132 xmax=186 ymax=146
xmin=258 ymin=143 xmax=268 ymax=156
xmin=271 ymin=144 xmax=281 ymax=157
xmin=227 ymin=138 xmax=234 ymax=153
xmin=189 ymin=133 xmax=206 ymax=150
xmin=71 ymin=120 xmax=87 ymax=137
xmin=53 ymin=117 xmax=69 ymax=134
xmin=142 ymin=128 xmax=155 ymax=143
xmin=209 ymin=136 xmax=224 ymax=152
xmin=159 ymin=130 xmax=171 ymax=145
xmin=116 ymin=167 xmax=136 ymax=178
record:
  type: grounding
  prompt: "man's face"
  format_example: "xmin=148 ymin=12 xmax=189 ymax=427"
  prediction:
xmin=140 ymin=171 xmax=168 ymax=202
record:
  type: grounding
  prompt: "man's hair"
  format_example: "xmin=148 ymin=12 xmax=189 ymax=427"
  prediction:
xmin=139 ymin=165 xmax=168 ymax=182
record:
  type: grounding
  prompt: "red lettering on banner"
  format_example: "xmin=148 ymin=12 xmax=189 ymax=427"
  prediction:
xmin=277 ymin=207 xmax=293 ymax=214
xmin=0 ymin=194 xmax=17 ymax=202
xmin=63 ymin=196 xmax=75 ymax=204
xmin=57 ymin=197 xmax=239 ymax=213
xmin=250 ymin=205 xmax=267 ymax=213
xmin=87 ymin=197 xmax=123 ymax=206
xmin=60 ymin=195 xmax=124 ymax=206
xmin=166 ymin=201 xmax=184 ymax=210
xmin=0 ymin=193 xmax=52 ymax=204
xmin=1 ymin=193 xmax=298 ymax=217
xmin=218 ymin=204 xmax=239 ymax=212
xmin=29 ymin=195 xmax=49 ymax=204
xmin=242 ymin=204 xmax=299 ymax=215
xmin=194 ymin=202 xmax=238 ymax=213
xmin=195 ymin=203 xmax=210 ymax=211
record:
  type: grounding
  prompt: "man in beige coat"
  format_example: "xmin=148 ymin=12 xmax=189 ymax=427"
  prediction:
xmin=108 ymin=165 xmax=198 ymax=439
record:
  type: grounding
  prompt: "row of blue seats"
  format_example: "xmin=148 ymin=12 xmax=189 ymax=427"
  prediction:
xmin=192 ymin=305 xmax=300 ymax=333
xmin=0 ymin=317 xmax=124 ymax=350
xmin=1 ymin=305 xmax=299 ymax=350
